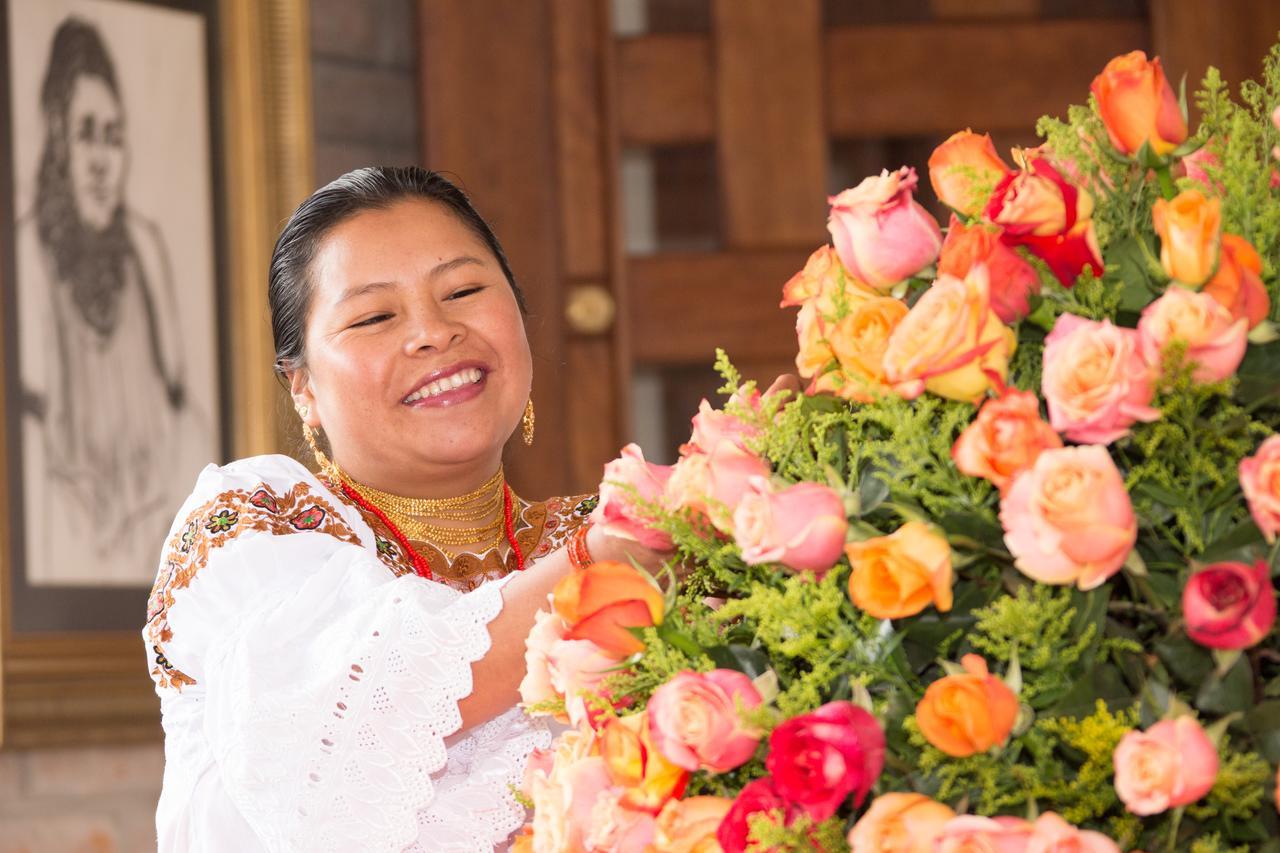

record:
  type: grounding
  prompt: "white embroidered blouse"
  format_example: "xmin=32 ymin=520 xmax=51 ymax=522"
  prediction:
xmin=144 ymin=454 xmax=594 ymax=852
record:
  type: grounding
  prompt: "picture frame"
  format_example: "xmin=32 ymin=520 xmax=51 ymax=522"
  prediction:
xmin=0 ymin=0 xmax=314 ymax=748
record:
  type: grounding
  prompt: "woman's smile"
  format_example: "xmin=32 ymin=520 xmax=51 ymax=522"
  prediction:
xmin=402 ymin=362 xmax=489 ymax=407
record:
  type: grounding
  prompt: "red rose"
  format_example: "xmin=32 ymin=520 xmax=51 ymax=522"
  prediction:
xmin=764 ymin=701 xmax=886 ymax=821
xmin=716 ymin=777 xmax=799 ymax=853
xmin=1183 ymin=560 xmax=1277 ymax=650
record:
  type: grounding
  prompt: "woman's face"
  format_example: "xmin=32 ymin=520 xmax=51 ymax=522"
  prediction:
xmin=66 ymin=74 xmax=126 ymax=231
xmin=293 ymin=199 xmax=531 ymax=490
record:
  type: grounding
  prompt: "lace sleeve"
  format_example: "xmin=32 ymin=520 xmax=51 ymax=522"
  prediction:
xmin=173 ymin=533 xmax=516 ymax=852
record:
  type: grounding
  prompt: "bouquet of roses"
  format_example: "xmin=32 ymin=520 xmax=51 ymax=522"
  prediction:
xmin=513 ymin=42 xmax=1280 ymax=853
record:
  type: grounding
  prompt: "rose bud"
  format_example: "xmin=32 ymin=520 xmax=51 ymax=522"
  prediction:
xmin=1203 ymin=234 xmax=1271 ymax=330
xmin=592 ymin=443 xmax=675 ymax=551
xmin=952 ymin=389 xmax=1063 ymax=495
xmin=847 ymin=793 xmax=956 ymax=853
xmin=1138 ymin=286 xmax=1247 ymax=383
xmin=1113 ymin=717 xmax=1219 ymax=815
xmin=915 ymin=654 xmax=1018 ymax=758
xmin=1241 ymin=435 xmax=1280 ymax=543
xmin=846 ymin=521 xmax=953 ymax=620
xmin=666 ymin=439 xmax=771 ymax=535
xmin=733 ymin=478 xmax=849 ymax=575
xmin=648 ymin=669 xmax=763 ymax=774
xmin=984 ymin=156 xmax=1104 ymax=287
xmin=780 ymin=244 xmax=870 ymax=308
xmin=1183 ymin=560 xmax=1276 ymax=650
xmin=828 ymin=167 xmax=943 ymax=291
xmin=1000 ymin=445 xmax=1137 ymax=591
xmin=765 ymin=701 xmax=886 ymax=821
xmin=553 ymin=560 xmax=665 ymax=657
xmin=1152 ymin=190 xmax=1222 ymax=287
xmin=682 ymin=399 xmax=763 ymax=457
xmin=651 ymin=796 xmax=733 ymax=853
xmin=882 ymin=265 xmax=1017 ymax=403
xmin=928 ymin=129 xmax=1012 ymax=217
xmin=1090 ymin=50 xmax=1188 ymax=156
xmin=1180 ymin=144 xmax=1222 ymax=194
xmin=1026 ymin=812 xmax=1121 ymax=852
xmin=1041 ymin=313 xmax=1160 ymax=445
xmin=937 ymin=216 xmax=1040 ymax=324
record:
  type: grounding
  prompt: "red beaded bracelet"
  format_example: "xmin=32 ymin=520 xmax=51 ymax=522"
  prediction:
xmin=568 ymin=521 xmax=595 ymax=572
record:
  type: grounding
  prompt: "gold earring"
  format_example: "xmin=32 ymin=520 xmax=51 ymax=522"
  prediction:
xmin=302 ymin=421 xmax=340 ymax=481
xmin=522 ymin=398 xmax=535 ymax=446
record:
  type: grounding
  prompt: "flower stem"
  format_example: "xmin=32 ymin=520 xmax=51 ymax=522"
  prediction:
xmin=1155 ymin=165 xmax=1178 ymax=200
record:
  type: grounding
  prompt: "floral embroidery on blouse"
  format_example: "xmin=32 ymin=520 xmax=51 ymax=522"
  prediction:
xmin=145 ymin=481 xmax=359 ymax=691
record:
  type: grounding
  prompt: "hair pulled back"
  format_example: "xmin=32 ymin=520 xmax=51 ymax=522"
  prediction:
xmin=269 ymin=166 xmax=525 ymax=376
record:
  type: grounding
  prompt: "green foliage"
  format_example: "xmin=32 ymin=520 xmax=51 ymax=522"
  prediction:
xmin=745 ymin=812 xmax=847 ymax=853
xmin=1187 ymin=742 xmax=1272 ymax=823
xmin=1035 ymin=701 xmax=1137 ymax=824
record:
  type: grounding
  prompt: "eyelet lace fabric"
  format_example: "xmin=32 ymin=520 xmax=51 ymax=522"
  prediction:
xmin=149 ymin=456 xmax=551 ymax=852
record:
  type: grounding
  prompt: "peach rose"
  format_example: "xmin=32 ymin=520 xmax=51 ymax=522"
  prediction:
xmin=520 ymin=606 xmax=569 ymax=712
xmin=936 ymin=815 xmax=1033 ymax=853
xmin=666 ymin=439 xmax=771 ymax=534
xmin=683 ymin=399 xmax=762 ymax=457
xmin=599 ymin=712 xmax=690 ymax=814
xmin=1025 ymin=812 xmax=1120 ymax=853
xmin=811 ymin=296 xmax=910 ymax=401
xmin=915 ymin=654 xmax=1019 ymax=758
xmin=847 ymin=793 xmax=956 ymax=853
xmin=1090 ymin=51 xmax=1188 ymax=156
xmin=1138 ymin=286 xmax=1247 ymax=382
xmin=593 ymin=443 xmax=675 ymax=551
xmin=553 ymin=560 xmax=665 ymax=657
xmin=952 ymin=389 xmax=1063 ymax=494
xmin=733 ymin=478 xmax=849 ymax=575
xmin=651 ymin=797 xmax=732 ymax=853
xmin=1241 ymin=435 xmax=1280 ymax=543
xmin=938 ymin=216 xmax=1041 ymax=324
xmin=828 ymin=167 xmax=943 ymax=291
xmin=647 ymin=670 xmax=763 ymax=774
xmin=794 ymin=300 xmax=835 ymax=380
xmin=1000 ymin=445 xmax=1137 ymax=590
xmin=1152 ymin=190 xmax=1222 ymax=287
xmin=1041 ymin=313 xmax=1160 ymax=445
xmin=1113 ymin=717 xmax=1219 ymax=815
xmin=583 ymin=792 xmax=658 ymax=852
xmin=548 ymin=638 xmax=619 ymax=728
xmin=882 ymin=266 xmax=1017 ymax=403
xmin=846 ymin=521 xmax=953 ymax=620
xmin=528 ymin=728 xmax=611 ymax=853
xmin=781 ymin=244 xmax=873 ymax=309
xmin=928 ymin=130 xmax=1012 ymax=217
xmin=1203 ymin=234 xmax=1271 ymax=330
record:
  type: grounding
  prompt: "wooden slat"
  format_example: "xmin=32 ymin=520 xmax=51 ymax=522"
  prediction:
xmin=615 ymin=34 xmax=713 ymax=146
xmin=825 ymin=20 xmax=1149 ymax=137
xmin=419 ymin=0 xmax=569 ymax=498
xmin=626 ymin=250 xmax=811 ymax=365
xmin=614 ymin=20 xmax=1149 ymax=145
xmin=1151 ymin=0 xmax=1280 ymax=108
xmin=713 ymin=0 xmax=826 ymax=247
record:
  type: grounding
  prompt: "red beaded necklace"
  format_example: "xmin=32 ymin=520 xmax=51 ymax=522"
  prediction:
xmin=340 ymin=480 xmax=526 ymax=580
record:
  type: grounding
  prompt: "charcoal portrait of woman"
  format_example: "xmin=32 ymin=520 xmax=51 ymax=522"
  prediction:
xmin=12 ymin=7 xmax=218 ymax=587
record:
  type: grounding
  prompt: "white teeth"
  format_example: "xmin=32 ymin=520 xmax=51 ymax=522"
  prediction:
xmin=404 ymin=368 xmax=484 ymax=403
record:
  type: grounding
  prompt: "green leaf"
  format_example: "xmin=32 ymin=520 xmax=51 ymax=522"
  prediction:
xmin=1236 ymin=340 xmax=1280 ymax=406
xmin=1245 ymin=700 xmax=1280 ymax=764
xmin=856 ymin=468 xmax=890 ymax=517
xmin=1155 ymin=634 xmax=1214 ymax=688
xmin=706 ymin=643 xmax=771 ymax=680
xmin=1200 ymin=519 xmax=1267 ymax=563
xmin=1046 ymin=664 xmax=1133 ymax=718
xmin=1195 ymin=654 xmax=1254 ymax=715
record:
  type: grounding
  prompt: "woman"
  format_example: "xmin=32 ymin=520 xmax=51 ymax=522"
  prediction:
xmin=144 ymin=167 xmax=665 ymax=851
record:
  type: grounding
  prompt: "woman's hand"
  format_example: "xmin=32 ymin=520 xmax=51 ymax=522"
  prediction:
xmin=585 ymin=524 xmax=671 ymax=577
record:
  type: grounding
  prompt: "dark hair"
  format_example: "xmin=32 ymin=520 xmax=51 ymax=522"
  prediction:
xmin=269 ymin=166 xmax=525 ymax=375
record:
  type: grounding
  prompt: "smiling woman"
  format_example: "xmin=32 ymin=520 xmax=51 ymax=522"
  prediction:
xmin=142 ymin=167 xmax=668 ymax=852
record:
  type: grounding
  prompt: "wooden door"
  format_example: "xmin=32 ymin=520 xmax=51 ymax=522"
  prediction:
xmin=418 ymin=0 xmax=1278 ymax=497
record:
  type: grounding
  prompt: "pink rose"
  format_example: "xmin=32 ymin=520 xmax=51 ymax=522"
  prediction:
xmin=847 ymin=793 xmax=956 ymax=852
xmin=1042 ymin=313 xmax=1160 ymax=445
xmin=592 ymin=443 xmax=675 ymax=551
xmin=1181 ymin=144 xmax=1223 ymax=194
xmin=666 ymin=439 xmax=771 ymax=534
xmin=583 ymin=792 xmax=658 ymax=852
xmin=718 ymin=778 xmax=800 ymax=853
xmin=733 ymin=478 xmax=848 ymax=575
xmin=548 ymin=638 xmax=618 ymax=728
xmin=1240 ymin=435 xmax=1280 ymax=543
xmin=1113 ymin=717 xmax=1219 ymax=815
xmin=520 ymin=606 xmax=568 ymax=712
xmin=682 ymin=398 xmax=762 ymax=456
xmin=648 ymin=669 xmax=763 ymax=773
xmin=1000 ymin=445 xmax=1137 ymax=590
xmin=765 ymin=701 xmax=886 ymax=821
xmin=936 ymin=815 xmax=1033 ymax=853
xmin=828 ymin=167 xmax=943 ymax=291
xmin=1138 ymin=286 xmax=1247 ymax=383
xmin=1025 ymin=812 xmax=1120 ymax=853
xmin=1183 ymin=560 xmax=1276 ymax=650
xmin=529 ymin=740 xmax=614 ymax=853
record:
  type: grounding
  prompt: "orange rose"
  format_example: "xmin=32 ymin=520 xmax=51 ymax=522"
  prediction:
xmin=599 ymin=712 xmax=690 ymax=813
xmin=928 ymin=130 xmax=1012 ymax=217
xmin=811 ymin=297 xmax=909 ymax=401
xmin=553 ymin=560 xmax=665 ymax=657
xmin=847 ymin=793 xmax=957 ymax=853
xmin=938 ymin=216 xmax=1041 ymax=324
xmin=1203 ymin=233 xmax=1271 ymax=330
xmin=846 ymin=521 xmax=953 ymax=620
xmin=781 ymin=245 xmax=873 ymax=309
xmin=1090 ymin=51 xmax=1188 ymax=156
xmin=952 ymin=390 xmax=1063 ymax=495
xmin=1152 ymin=190 xmax=1221 ymax=286
xmin=883 ymin=266 xmax=1017 ymax=403
xmin=651 ymin=796 xmax=732 ymax=853
xmin=916 ymin=654 xmax=1019 ymax=758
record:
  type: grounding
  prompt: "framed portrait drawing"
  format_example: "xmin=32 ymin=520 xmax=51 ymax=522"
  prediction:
xmin=0 ymin=0 xmax=314 ymax=747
